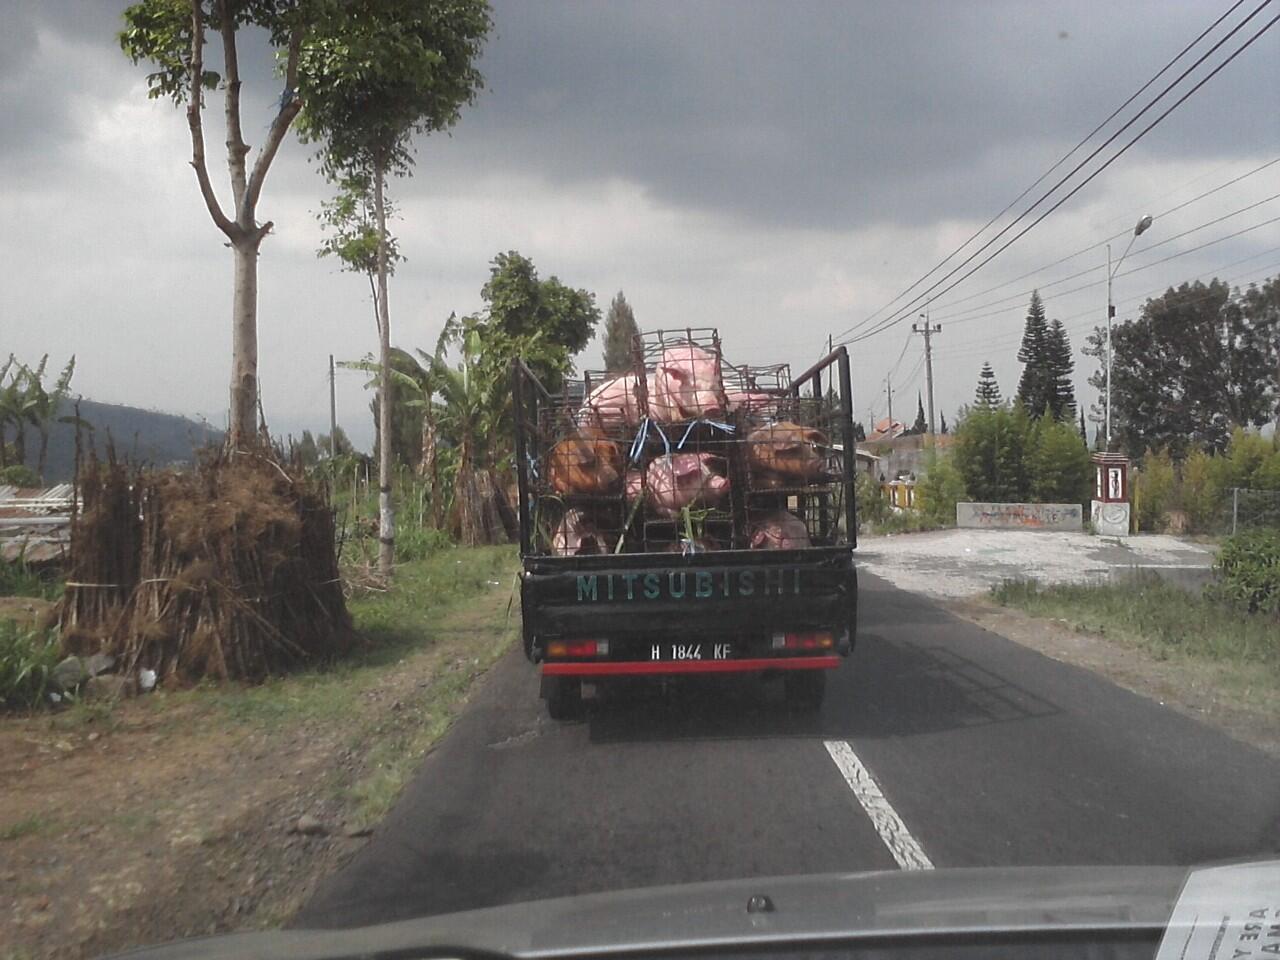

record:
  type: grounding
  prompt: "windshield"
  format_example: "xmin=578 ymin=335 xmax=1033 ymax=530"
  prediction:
xmin=2 ymin=2 xmax=1278 ymax=960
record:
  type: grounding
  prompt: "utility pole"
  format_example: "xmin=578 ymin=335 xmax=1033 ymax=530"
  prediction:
xmin=328 ymin=354 xmax=338 ymax=458
xmin=912 ymin=311 xmax=942 ymax=435
xmin=885 ymin=377 xmax=893 ymax=426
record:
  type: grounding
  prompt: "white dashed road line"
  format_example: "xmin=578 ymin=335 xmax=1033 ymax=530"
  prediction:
xmin=823 ymin=740 xmax=934 ymax=870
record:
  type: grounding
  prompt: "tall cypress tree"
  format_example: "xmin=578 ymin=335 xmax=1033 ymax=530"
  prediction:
xmin=940 ymin=411 xmax=949 ymax=434
xmin=1046 ymin=318 xmax=1076 ymax=420
xmin=1016 ymin=290 xmax=1050 ymax=416
xmin=1079 ymin=407 xmax=1088 ymax=443
xmin=602 ymin=291 xmax=639 ymax=372
xmin=975 ymin=361 xmax=1002 ymax=408
xmin=911 ymin=392 xmax=927 ymax=434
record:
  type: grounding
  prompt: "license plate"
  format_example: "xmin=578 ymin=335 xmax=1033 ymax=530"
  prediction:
xmin=649 ymin=642 xmax=736 ymax=661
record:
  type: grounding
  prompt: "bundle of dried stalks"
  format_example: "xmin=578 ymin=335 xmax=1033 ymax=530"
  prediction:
xmin=61 ymin=449 xmax=353 ymax=684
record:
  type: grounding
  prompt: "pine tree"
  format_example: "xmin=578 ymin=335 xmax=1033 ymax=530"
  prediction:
xmin=602 ymin=291 xmax=639 ymax=372
xmin=974 ymin=361 xmax=1002 ymax=408
xmin=1045 ymin=318 xmax=1075 ymax=420
xmin=1016 ymin=290 xmax=1050 ymax=416
xmin=940 ymin=411 xmax=949 ymax=434
xmin=911 ymin=392 xmax=927 ymax=434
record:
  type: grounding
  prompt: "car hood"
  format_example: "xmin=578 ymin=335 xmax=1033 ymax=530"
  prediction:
xmin=107 ymin=863 xmax=1233 ymax=960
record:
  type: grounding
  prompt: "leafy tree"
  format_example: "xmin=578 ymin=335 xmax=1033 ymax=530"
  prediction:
xmin=0 ymin=357 xmax=34 ymax=469
xmin=1045 ymin=318 xmax=1075 ymax=420
xmin=1015 ymin=291 xmax=1050 ymax=416
xmin=1180 ymin=448 xmax=1222 ymax=532
xmin=320 ymin=425 xmax=354 ymax=458
xmin=852 ymin=421 xmax=867 ymax=443
xmin=602 ymin=291 xmax=639 ymax=372
xmin=120 ymin=0 xmax=311 ymax=448
xmin=0 ymin=356 xmax=81 ymax=479
xmin=1028 ymin=416 xmax=1090 ymax=504
xmin=953 ymin=404 xmax=1031 ymax=503
xmin=911 ymin=392 xmax=927 ymax=435
xmin=1083 ymin=278 xmax=1278 ymax=457
xmin=24 ymin=356 xmax=81 ymax=481
xmin=1135 ymin=447 xmax=1176 ymax=531
xmin=974 ymin=361 xmax=1002 ymax=408
xmin=317 ymin=174 xmax=403 ymax=331
xmin=915 ymin=452 xmax=967 ymax=526
xmin=479 ymin=251 xmax=600 ymax=390
xmin=296 ymin=0 xmax=492 ymax=577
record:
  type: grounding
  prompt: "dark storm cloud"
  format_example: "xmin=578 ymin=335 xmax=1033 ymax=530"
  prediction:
xmin=4 ymin=0 xmax=1276 ymax=227
xmin=413 ymin=0 xmax=1278 ymax=228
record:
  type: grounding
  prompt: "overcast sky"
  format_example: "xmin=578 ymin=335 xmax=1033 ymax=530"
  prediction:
xmin=3 ymin=0 xmax=1278 ymax=448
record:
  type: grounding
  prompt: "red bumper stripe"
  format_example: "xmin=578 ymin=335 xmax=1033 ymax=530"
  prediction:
xmin=541 ymin=656 xmax=841 ymax=676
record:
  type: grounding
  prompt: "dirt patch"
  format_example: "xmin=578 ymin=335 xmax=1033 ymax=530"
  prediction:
xmin=947 ymin=596 xmax=1280 ymax=759
xmin=0 ymin=575 xmax=515 ymax=960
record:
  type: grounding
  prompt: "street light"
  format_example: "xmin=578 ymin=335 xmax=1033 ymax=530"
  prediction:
xmin=1105 ymin=214 xmax=1154 ymax=448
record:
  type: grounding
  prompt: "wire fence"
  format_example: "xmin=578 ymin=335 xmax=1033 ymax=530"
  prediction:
xmin=1230 ymin=487 xmax=1280 ymax=534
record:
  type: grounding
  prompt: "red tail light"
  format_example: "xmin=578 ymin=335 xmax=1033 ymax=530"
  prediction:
xmin=547 ymin=640 xmax=610 ymax=658
xmin=771 ymin=631 xmax=834 ymax=651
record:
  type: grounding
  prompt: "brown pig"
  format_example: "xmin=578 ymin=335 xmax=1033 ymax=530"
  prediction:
xmin=546 ymin=424 xmax=623 ymax=496
xmin=745 ymin=421 xmax=828 ymax=488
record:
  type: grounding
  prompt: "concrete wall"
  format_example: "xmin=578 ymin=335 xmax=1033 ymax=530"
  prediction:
xmin=956 ymin=502 xmax=1083 ymax=531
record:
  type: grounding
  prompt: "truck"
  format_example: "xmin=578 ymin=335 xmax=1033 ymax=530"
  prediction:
xmin=511 ymin=330 xmax=857 ymax=719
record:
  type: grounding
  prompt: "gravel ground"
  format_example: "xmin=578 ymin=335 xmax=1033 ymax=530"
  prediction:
xmin=855 ymin=528 xmax=1215 ymax=599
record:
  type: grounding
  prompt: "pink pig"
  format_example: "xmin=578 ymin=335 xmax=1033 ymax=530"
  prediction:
xmin=625 ymin=469 xmax=645 ymax=503
xmin=581 ymin=374 xmax=644 ymax=431
xmin=645 ymin=453 xmax=730 ymax=517
xmin=749 ymin=510 xmax=811 ymax=550
xmin=648 ymin=344 xmax=725 ymax=422
xmin=550 ymin=509 xmax=606 ymax=556
xmin=724 ymin=390 xmax=778 ymax=416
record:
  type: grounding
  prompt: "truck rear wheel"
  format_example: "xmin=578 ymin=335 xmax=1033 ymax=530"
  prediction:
xmin=544 ymin=676 xmax=583 ymax=721
xmin=784 ymin=670 xmax=826 ymax=712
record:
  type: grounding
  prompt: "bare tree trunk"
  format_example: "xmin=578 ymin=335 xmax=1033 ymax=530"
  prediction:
xmin=228 ymin=237 xmax=260 ymax=449
xmin=37 ymin=429 xmax=49 ymax=482
xmin=420 ymin=414 xmax=443 ymax=529
xmin=374 ymin=163 xmax=394 ymax=577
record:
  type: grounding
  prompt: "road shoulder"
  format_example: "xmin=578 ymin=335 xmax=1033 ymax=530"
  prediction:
xmin=945 ymin=595 xmax=1280 ymax=760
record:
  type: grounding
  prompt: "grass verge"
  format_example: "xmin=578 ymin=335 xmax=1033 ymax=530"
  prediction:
xmin=990 ymin=575 xmax=1280 ymax=690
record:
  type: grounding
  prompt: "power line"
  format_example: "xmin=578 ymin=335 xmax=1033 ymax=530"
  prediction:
xmin=932 ymin=190 xmax=1280 ymax=323
xmin=837 ymin=0 xmax=1253 ymax=341
xmin=941 ymin=259 xmax=1280 ymax=362
xmin=838 ymin=1 xmax=1280 ymax=346
xmin=926 ymin=154 xmax=1280 ymax=317
xmin=942 ymin=212 xmax=1280 ymax=330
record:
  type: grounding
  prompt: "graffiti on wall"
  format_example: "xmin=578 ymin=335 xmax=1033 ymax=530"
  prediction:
xmin=956 ymin=502 xmax=1083 ymax=531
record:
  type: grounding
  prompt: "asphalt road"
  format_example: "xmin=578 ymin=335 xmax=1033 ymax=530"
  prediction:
xmin=298 ymin=572 xmax=1280 ymax=929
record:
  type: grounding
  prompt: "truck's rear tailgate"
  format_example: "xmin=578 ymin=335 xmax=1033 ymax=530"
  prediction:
xmin=521 ymin=546 xmax=856 ymax=653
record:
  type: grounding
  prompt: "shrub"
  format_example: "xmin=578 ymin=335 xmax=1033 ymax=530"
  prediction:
xmin=1213 ymin=428 xmax=1280 ymax=491
xmin=0 ymin=465 xmax=40 ymax=487
xmin=1028 ymin=417 xmax=1090 ymax=504
xmin=953 ymin=405 xmax=1031 ymax=503
xmin=854 ymin=472 xmax=891 ymax=527
xmin=1208 ymin=530 xmax=1280 ymax=616
xmin=916 ymin=452 xmax=966 ymax=526
xmin=1180 ymin=448 xmax=1224 ymax=533
xmin=0 ymin=559 xmax=61 ymax=599
xmin=0 ymin=621 xmax=61 ymax=711
xmin=1134 ymin=447 xmax=1176 ymax=532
